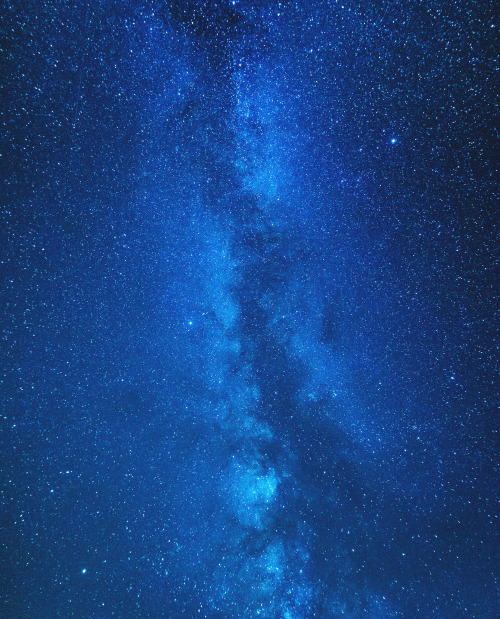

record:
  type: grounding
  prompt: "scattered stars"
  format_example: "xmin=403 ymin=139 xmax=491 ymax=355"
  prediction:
xmin=2 ymin=0 xmax=495 ymax=616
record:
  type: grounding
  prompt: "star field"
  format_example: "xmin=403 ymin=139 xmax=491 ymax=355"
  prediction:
xmin=0 ymin=0 xmax=498 ymax=617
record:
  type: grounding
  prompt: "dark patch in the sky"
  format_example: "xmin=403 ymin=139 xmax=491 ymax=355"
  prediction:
xmin=321 ymin=292 xmax=344 ymax=346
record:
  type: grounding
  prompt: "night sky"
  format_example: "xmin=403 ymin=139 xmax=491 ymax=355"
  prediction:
xmin=1 ymin=0 xmax=498 ymax=616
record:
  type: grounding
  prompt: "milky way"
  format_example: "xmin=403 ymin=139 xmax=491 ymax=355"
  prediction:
xmin=1 ymin=0 xmax=497 ymax=617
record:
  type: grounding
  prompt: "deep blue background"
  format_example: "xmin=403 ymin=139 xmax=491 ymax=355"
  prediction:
xmin=1 ymin=0 xmax=497 ymax=616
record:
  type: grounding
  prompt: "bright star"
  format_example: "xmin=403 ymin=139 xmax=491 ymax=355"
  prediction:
xmin=82 ymin=568 xmax=87 ymax=574
xmin=390 ymin=138 xmax=397 ymax=144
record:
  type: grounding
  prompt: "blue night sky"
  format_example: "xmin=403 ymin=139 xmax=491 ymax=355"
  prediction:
xmin=0 ymin=0 xmax=498 ymax=617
